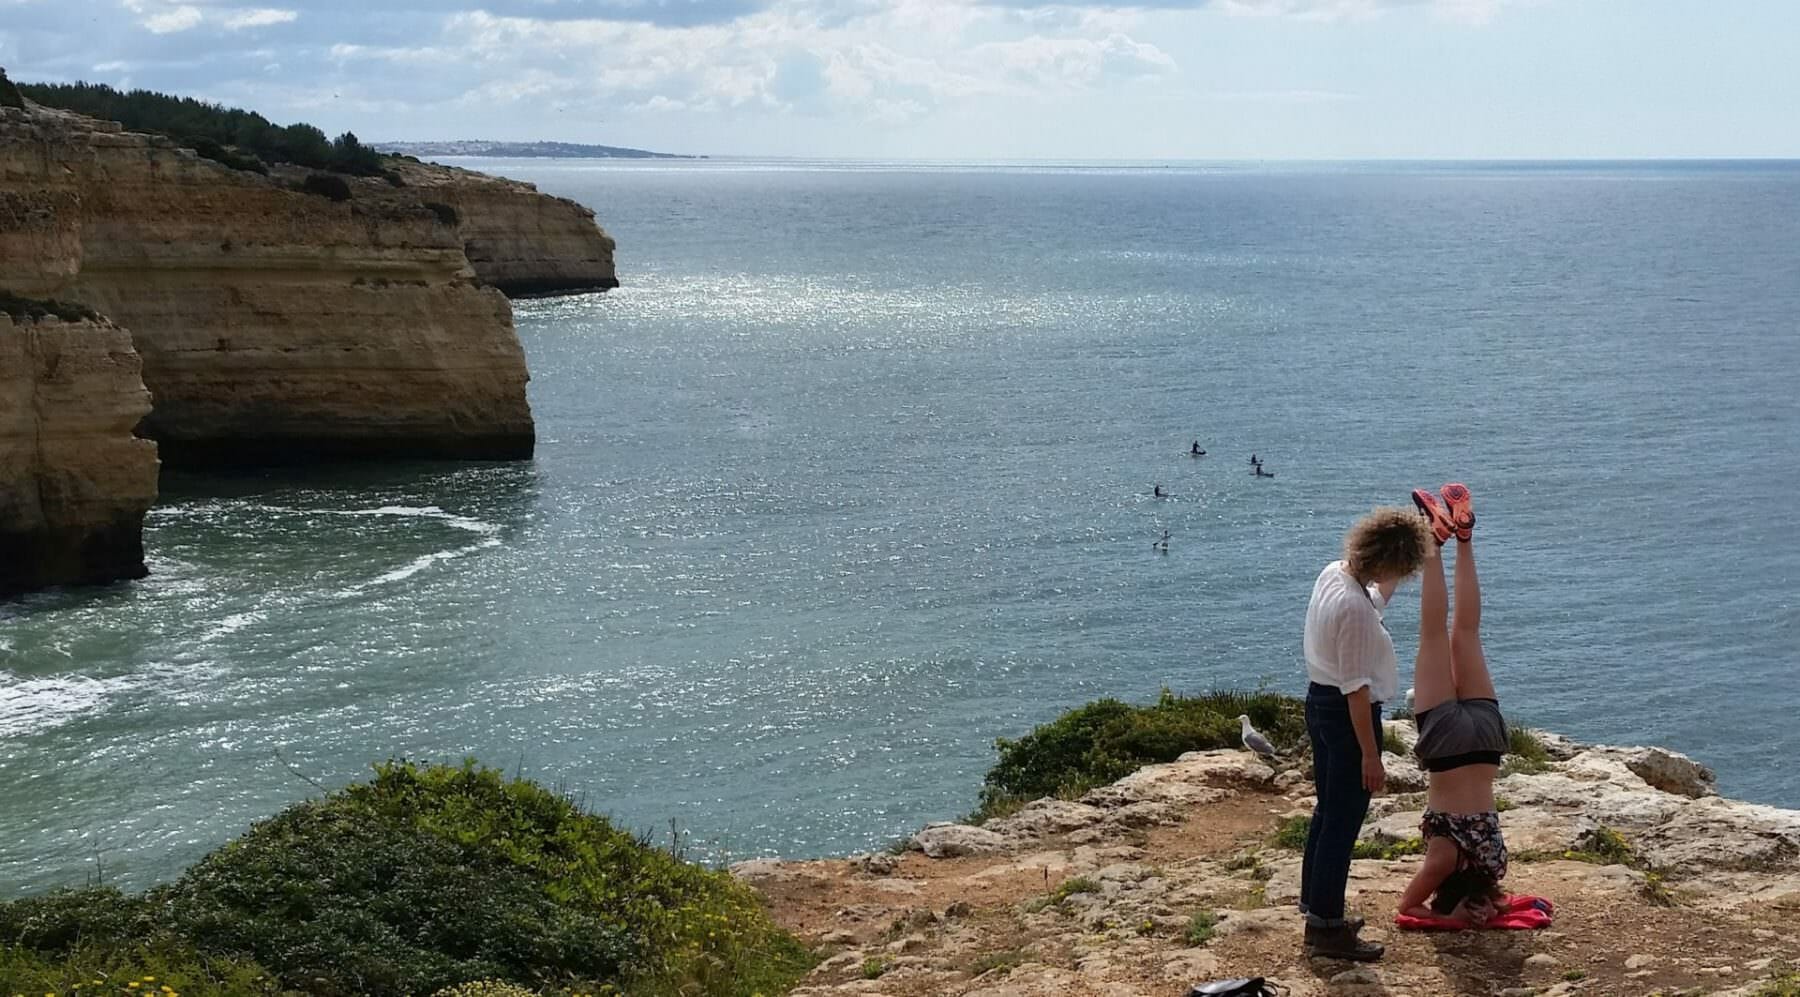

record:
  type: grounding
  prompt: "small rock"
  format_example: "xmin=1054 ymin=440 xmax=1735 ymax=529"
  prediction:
xmin=1274 ymin=770 xmax=1304 ymax=789
xmin=1330 ymin=966 xmax=1381 ymax=985
xmin=851 ymin=851 xmax=902 ymax=876
xmin=727 ymin=857 xmax=788 ymax=880
xmin=818 ymin=929 xmax=857 ymax=945
xmin=885 ymin=932 xmax=930 ymax=954
xmin=911 ymin=823 xmax=1009 ymax=858
xmin=943 ymin=900 xmax=972 ymax=919
xmin=1625 ymin=954 xmax=1656 ymax=970
xmin=1748 ymin=957 xmax=1776 ymax=972
xmin=1524 ymin=953 xmax=1560 ymax=969
xmin=815 ymin=950 xmax=864 ymax=972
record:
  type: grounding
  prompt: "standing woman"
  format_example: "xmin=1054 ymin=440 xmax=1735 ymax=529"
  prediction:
xmin=1300 ymin=508 xmax=1435 ymax=961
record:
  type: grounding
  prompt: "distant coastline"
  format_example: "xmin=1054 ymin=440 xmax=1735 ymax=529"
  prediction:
xmin=376 ymin=139 xmax=699 ymax=160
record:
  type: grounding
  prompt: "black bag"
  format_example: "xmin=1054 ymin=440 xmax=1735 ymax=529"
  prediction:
xmin=1186 ymin=979 xmax=1283 ymax=997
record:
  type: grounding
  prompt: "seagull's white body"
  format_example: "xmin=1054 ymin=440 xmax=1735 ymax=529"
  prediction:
xmin=1237 ymin=713 xmax=1278 ymax=759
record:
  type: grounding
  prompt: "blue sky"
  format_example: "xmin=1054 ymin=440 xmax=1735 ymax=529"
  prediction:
xmin=3 ymin=0 xmax=1797 ymax=158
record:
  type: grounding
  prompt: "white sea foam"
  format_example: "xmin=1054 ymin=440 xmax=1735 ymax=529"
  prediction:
xmin=202 ymin=611 xmax=266 ymax=642
xmin=0 ymin=672 xmax=131 ymax=739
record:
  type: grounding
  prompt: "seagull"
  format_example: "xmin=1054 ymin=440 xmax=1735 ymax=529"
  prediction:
xmin=1237 ymin=714 xmax=1279 ymax=760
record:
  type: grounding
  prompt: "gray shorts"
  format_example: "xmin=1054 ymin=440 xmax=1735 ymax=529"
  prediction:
xmin=1414 ymin=698 xmax=1509 ymax=772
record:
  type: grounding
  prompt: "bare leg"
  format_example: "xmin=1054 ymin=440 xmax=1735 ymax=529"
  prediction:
xmin=1450 ymin=539 xmax=1497 ymax=701
xmin=1413 ymin=544 xmax=1455 ymax=714
xmin=1398 ymin=837 xmax=1460 ymax=917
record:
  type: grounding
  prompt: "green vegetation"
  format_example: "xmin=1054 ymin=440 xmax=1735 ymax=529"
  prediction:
xmin=0 ymin=760 xmax=813 ymax=997
xmin=1381 ymin=727 xmax=1409 ymax=756
xmin=0 ymin=944 xmax=280 ymax=996
xmin=1563 ymin=968 xmax=1588 ymax=982
xmin=1753 ymin=970 xmax=1800 ymax=997
xmin=1182 ymin=911 xmax=1216 ymax=946
xmin=1495 ymin=795 xmax=1515 ymax=812
xmin=1502 ymin=727 xmax=1553 ymax=775
xmin=300 ymin=173 xmax=354 ymax=202
xmin=0 ymin=291 xmax=103 ymax=323
xmin=432 ymin=983 xmax=542 ymax=997
xmin=968 ymin=950 xmax=1024 ymax=977
xmin=1273 ymin=815 xmax=1311 ymax=850
xmin=1564 ymin=825 xmax=1638 ymax=866
xmin=15 ymin=79 xmax=387 ymax=177
xmin=860 ymin=956 xmax=891 ymax=979
xmin=0 ymin=67 xmax=24 ymax=110
xmin=1271 ymin=816 xmax=1422 ymax=860
xmin=971 ymin=689 xmax=1305 ymax=822
xmin=1050 ymin=877 xmax=1101 ymax=903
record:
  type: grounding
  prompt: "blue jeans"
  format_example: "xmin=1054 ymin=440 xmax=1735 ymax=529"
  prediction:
xmin=1300 ymin=682 xmax=1381 ymax=925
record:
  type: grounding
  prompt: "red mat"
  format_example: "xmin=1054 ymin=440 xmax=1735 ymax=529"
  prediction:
xmin=1394 ymin=894 xmax=1554 ymax=931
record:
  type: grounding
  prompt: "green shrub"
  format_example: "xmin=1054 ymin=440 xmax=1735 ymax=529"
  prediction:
xmin=1566 ymin=825 xmax=1637 ymax=866
xmin=0 ymin=68 xmax=24 ymax=110
xmin=1182 ymin=911 xmax=1216 ymax=946
xmin=1380 ymin=728 xmax=1408 ymax=756
xmin=0 ymin=760 xmax=812 ymax=997
xmin=300 ymin=173 xmax=353 ymax=202
xmin=15 ymin=80 xmax=387 ymax=175
xmin=860 ymin=956 xmax=891 ymax=979
xmin=971 ymin=690 xmax=1304 ymax=821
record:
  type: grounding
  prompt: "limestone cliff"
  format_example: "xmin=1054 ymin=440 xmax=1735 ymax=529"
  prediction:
xmin=378 ymin=158 xmax=620 ymax=297
xmin=0 ymin=309 xmax=158 ymax=595
xmin=0 ymin=103 xmax=533 ymax=466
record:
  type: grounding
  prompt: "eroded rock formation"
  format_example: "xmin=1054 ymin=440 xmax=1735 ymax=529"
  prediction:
xmin=0 ymin=103 xmax=534 ymax=466
xmin=379 ymin=158 xmax=620 ymax=297
xmin=0 ymin=309 xmax=158 ymax=595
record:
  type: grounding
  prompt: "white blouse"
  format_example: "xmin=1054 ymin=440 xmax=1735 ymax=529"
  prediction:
xmin=1303 ymin=560 xmax=1400 ymax=704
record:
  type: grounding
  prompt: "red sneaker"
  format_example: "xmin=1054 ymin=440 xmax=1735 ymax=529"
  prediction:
xmin=1440 ymin=482 xmax=1475 ymax=542
xmin=1412 ymin=489 xmax=1454 ymax=546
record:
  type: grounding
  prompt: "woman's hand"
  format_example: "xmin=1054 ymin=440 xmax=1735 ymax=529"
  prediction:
xmin=1361 ymin=753 xmax=1386 ymax=794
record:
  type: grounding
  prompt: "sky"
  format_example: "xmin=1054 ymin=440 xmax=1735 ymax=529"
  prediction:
xmin=3 ymin=0 xmax=1798 ymax=159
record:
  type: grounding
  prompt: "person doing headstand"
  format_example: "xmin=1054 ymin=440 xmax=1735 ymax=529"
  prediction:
xmin=1399 ymin=483 xmax=1512 ymax=924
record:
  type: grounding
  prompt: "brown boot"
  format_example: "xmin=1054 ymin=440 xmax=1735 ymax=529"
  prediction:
xmin=1304 ymin=922 xmax=1384 ymax=962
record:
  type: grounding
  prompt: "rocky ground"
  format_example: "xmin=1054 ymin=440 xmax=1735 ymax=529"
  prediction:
xmin=737 ymin=721 xmax=1800 ymax=997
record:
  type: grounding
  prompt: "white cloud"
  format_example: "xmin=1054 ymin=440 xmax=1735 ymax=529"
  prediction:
xmin=142 ymin=3 xmax=204 ymax=32
xmin=222 ymin=8 xmax=299 ymax=29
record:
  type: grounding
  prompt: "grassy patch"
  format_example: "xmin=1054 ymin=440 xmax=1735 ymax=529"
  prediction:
xmin=968 ymin=689 xmax=1304 ymax=823
xmin=1182 ymin=912 xmax=1216 ymax=946
xmin=968 ymin=949 xmax=1024 ymax=977
xmin=861 ymin=956 xmax=892 ymax=979
xmin=1564 ymin=825 xmax=1638 ymax=866
xmin=1381 ymin=728 xmax=1409 ymax=756
xmin=1495 ymin=796 xmax=1515 ymax=812
xmin=1563 ymin=969 xmax=1588 ymax=982
xmin=0 ymin=760 xmax=813 ymax=997
xmin=0 ymin=943 xmax=280 ymax=997
xmin=1501 ymin=727 xmax=1553 ymax=775
xmin=1753 ymin=971 xmax=1800 ymax=997
xmin=1353 ymin=837 xmax=1426 ymax=860
xmin=1050 ymin=877 xmax=1101 ymax=904
xmin=1272 ymin=815 xmax=1311 ymax=850
xmin=432 ymin=983 xmax=540 ymax=997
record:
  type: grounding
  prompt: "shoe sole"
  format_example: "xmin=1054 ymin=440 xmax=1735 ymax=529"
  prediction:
xmin=1411 ymin=489 xmax=1453 ymax=546
xmin=1440 ymin=482 xmax=1475 ymax=541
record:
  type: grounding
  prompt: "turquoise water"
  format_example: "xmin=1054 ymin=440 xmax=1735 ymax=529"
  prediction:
xmin=3 ymin=160 xmax=1798 ymax=897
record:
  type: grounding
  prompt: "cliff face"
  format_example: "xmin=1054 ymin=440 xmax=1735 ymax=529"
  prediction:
xmin=0 ymin=311 xmax=159 ymax=595
xmin=0 ymin=104 xmax=534 ymax=466
xmin=381 ymin=158 xmax=620 ymax=297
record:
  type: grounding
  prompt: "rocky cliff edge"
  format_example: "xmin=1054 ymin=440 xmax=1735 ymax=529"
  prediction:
xmin=738 ymin=722 xmax=1800 ymax=997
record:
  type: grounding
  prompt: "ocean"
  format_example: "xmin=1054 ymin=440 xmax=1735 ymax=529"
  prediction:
xmin=3 ymin=159 xmax=1797 ymax=896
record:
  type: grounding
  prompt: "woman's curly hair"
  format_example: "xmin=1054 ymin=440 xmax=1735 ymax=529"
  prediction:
xmin=1343 ymin=506 xmax=1435 ymax=582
